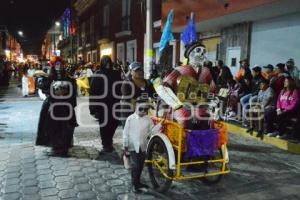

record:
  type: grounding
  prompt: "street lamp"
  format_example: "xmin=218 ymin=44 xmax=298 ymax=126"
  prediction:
xmin=18 ymin=31 xmax=23 ymax=37
xmin=55 ymin=21 xmax=61 ymax=27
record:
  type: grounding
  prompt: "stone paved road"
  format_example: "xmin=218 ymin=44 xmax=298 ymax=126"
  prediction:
xmin=1 ymin=83 xmax=300 ymax=200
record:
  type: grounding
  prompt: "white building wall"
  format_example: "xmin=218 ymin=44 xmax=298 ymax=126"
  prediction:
xmin=250 ymin=12 xmax=300 ymax=67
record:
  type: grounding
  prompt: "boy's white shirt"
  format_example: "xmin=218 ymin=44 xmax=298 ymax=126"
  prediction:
xmin=123 ymin=113 xmax=154 ymax=153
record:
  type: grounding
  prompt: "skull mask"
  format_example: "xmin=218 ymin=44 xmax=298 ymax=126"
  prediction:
xmin=184 ymin=42 xmax=207 ymax=68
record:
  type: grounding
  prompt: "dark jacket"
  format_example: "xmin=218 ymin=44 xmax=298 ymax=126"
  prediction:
xmin=89 ymin=67 xmax=122 ymax=120
xmin=239 ymin=68 xmax=253 ymax=96
xmin=121 ymin=78 xmax=156 ymax=101
xmin=120 ymin=78 xmax=156 ymax=126
xmin=251 ymin=74 xmax=265 ymax=95
xmin=216 ymin=66 xmax=233 ymax=89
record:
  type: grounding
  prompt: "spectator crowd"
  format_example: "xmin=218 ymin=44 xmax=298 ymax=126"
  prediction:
xmin=212 ymin=58 xmax=299 ymax=141
xmin=2 ymin=54 xmax=299 ymax=143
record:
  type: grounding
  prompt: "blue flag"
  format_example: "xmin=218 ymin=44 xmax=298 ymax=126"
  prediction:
xmin=181 ymin=13 xmax=198 ymax=46
xmin=159 ymin=10 xmax=174 ymax=53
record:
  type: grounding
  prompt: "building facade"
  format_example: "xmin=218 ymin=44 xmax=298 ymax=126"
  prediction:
xmin=0 ymin=26 xmax=23 ymax=62
xmin=72 ymin=0 xmax=162 ymax=66
xmin=41 ymin=23 xmax=63 ymax=61
xmin=57 ymin=8 xmax=77 ymax=63
xmin=162 ymin=0 xmax=300 ymax=76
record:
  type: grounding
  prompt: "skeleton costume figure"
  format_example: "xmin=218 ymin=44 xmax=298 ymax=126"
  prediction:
xmin=161 ymin=42 xmax=216 ymax=129
xmin=163 ymin=42 xmax=216 ymax=93
xmin=36 ymin=56 xmax=77 ymax=156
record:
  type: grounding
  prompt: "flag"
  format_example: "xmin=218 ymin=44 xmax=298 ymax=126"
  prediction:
xmin=159 ymin=10 xmax=174 ymax=53
xmin=181 ymin=13 xmax=198 ymax=46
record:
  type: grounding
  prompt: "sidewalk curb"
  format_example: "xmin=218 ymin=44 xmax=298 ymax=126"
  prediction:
xmin=225 ymin=122 xmax=300 ymax=154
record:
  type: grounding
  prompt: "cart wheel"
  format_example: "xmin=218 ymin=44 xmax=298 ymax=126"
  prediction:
xmin=147 ymin=137 xmax=173 ymax=193
xmin=200 ymin=149 xmax=226 ymax=185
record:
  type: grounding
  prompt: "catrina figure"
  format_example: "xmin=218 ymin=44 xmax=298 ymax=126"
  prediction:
xmin=36 ymin=56 xmax=78 ymax=156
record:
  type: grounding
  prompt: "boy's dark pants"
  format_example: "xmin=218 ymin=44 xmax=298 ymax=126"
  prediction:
xmin=130 ymin=150 xmax=146 ymax=187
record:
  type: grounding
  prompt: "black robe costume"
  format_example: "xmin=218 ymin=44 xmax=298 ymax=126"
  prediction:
xmin=36 ymin=76 xmax=77 ymax=150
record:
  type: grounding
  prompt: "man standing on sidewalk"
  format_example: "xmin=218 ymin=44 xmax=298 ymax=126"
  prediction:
xmin=89 ymin=56 xmax=122 ymax=153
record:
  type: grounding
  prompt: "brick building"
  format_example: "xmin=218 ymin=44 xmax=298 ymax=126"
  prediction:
xmin=0 ymin=26 xmax=23 ymax=62
xmin=73 ymin=0 xmax=162 ymax=65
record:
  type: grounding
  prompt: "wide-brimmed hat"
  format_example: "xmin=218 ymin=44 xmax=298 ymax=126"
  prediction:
xmin=184 ymin=41 xmax=206 ymax=59
xmin=33 ymin=70 xmax=48 ymax=77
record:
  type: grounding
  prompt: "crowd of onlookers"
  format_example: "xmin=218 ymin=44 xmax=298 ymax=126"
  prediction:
xmin=2 ymin=54 xmax=300 ymax=142
xmin=209 ymin=58 xmax=299 ymax=141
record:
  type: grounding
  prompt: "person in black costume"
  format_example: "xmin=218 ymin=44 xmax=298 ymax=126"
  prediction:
xmin=89 ymin=56 xmax=122 ymax=153
xmin=36 ymin=57 xmax=77 ymax=156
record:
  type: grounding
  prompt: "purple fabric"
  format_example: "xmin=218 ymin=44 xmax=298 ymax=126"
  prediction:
xmin=184 ymin=129 xmax=218 ymax=160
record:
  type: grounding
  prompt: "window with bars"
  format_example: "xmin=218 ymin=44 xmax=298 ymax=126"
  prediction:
xmin=90 ymin=16 xmax=95 ymax=44
xmin=90 ymin=16 xmax=95 ymax=34
xmin=101 ymin=4 xmax=110 ymax=37
xmin=121 ymin=0 xmax=131 ymax=31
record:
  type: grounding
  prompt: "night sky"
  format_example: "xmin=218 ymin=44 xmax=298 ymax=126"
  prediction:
xmin=0 ymin=0 xmax=70 ymax=55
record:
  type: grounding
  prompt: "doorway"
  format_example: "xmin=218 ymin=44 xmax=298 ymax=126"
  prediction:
xmin=226 ymin=47 xmax=241 ymax=77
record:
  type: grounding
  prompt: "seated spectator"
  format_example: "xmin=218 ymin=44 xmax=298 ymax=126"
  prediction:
xmin=247 ymin=79 xmax=276 ymax=137
xmin=262 ymin=64 xmax=274 ymax=80
xmin=213 ymin=60 xmax=231 ymax=83
xmin=286 ymin=58 xmax=299 ymax=86
xmin=236 ymin=59 xmax=252 ymax=82
xmin=250 ymin=66 xmax=266 ymax=101
xmin=216 ymin=64 xmax=233 ymax=89
xmin=269 ymin=77 xmax=299 ymax=138
xmin=236 ymin=60 xmax=252 ymax=120
xmin=270 ymin=63 xmax=287 ymax=98
xmin=240 ymin=66 xmax=264 ymax=126
xmin=226 ymin=78 xmax=241 ymax=119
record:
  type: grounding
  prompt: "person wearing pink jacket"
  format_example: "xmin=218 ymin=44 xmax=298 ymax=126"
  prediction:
xmin=275 ymin=77 xmax=299 ymax=138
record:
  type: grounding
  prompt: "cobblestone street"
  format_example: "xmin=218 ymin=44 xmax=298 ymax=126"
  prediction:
xmin=1 ymin=84 xmax=300 ymax=200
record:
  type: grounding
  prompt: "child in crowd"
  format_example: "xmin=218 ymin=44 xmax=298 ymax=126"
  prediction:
xmin=123 ymin=98 xmax=154 ymax=193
